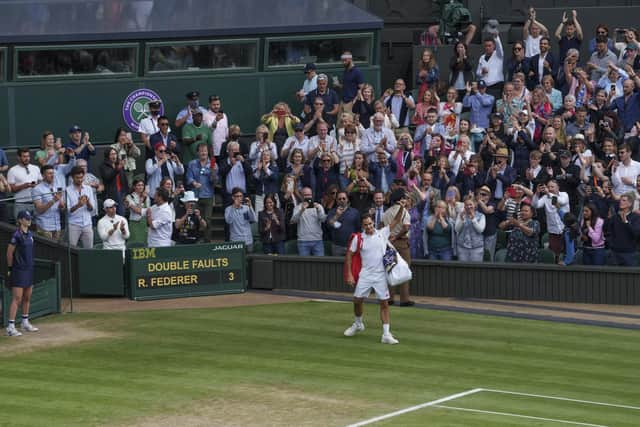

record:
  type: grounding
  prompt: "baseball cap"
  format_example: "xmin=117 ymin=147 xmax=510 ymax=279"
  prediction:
xmin=148 ymin=100 xmax=162 ymax=108
xmin=627 ymin=44 xmax=638 ymax=51
xmin=69 ymin=125 xmax=82 ymax=133
xmin=303 ymin=63 xmax=317 ymax=73
xmin=17 ymin=210 xmax=32 ymax=221
xmin=573 ymin=133 xmax=585 ymax=141
xmin=186 ymin=91 xmax=200 ymax=99
xmin=477 ymin=80 xmax=487 ymax=89
xmin=559 ymin=150 xmax=572 ymax=158
xmin=294 ymin=122 xmax=304 ymax=131
xmin=103 ymin=199 xmax=117 ymax=209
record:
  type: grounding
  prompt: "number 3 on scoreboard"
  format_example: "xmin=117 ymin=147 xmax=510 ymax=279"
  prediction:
xmin=227 ymin=271 xmax=235 ymax=282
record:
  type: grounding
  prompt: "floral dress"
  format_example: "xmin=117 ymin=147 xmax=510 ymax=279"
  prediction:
xmin=506 ymin=219 xmax=540 ymax=263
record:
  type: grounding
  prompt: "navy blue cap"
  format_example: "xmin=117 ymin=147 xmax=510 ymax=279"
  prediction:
xmin=17 ymin=210 xmax=32 ymax=221
xmin=69 ymin=125 xmax=82 ymax=133
xmin=303 ymin=63 xmax=317 ymax=73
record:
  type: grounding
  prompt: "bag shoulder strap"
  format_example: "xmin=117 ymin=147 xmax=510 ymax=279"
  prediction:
xmin=350 ymin=232 xmax=363 ymax=253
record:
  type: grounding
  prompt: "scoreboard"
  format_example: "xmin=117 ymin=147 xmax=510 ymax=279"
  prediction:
xmin=127 ymin=243 xmax=246 ymax=301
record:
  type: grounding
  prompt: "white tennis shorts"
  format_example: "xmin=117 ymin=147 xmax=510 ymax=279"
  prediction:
xmin=353 ymin=276 xmax=389 ymax=300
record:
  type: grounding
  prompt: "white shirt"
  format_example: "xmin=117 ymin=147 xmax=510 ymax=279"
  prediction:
xmin=139 ymin=116 xmax=171 ymax=136
xmin=7 ymin=164 xmax=42 ymax=202
xmin=532 ymin=192 xmax=570 ymax=234
xmin=448 ymin=150 xmax=474 ymax=176
xmin=147 ymin=202 xmax=173 ymax=247
xmin=538 ymin=53 xmax=547 ymax=84
xmin=349 ymin=226 xmax=390 ymax=286
xmin=360 ymin=127 xmax=397 ymax=162
xmin=248 ymin=141 xmax=278 ymax=169
xmin=308 ymin=135 xmax=338 ymax=160
xmin=525 ymin=34 xmax=542 ymax=58
xmin=281 ymin=136 xmax=311 ymax=165
xmin=97 ymin=214 xmax=130 ymax=253
xmin=476 ymin=36 xmax=504 ymax=86
xmin=301 ymin=75 xmax=318 ymax=96
xmin=203 ymin=111 xmax=229 ymax=156
xmin=612 ymin=159 xmax=640 ymax=195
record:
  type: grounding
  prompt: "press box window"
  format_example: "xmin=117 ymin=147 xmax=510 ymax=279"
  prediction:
xmin=147 ymin=42 xmax=256 ymax=72
xmin=267 ymin=36 xmax=371 ymax=67
xmin=16 ymin=46 xmax=136 ymax=77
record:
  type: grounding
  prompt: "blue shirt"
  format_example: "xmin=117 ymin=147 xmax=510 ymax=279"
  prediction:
xmin=225 ymin=204 xmax=256 ymax=245
xmin=0 ymin=148 xmax=8 ymax=168
xmin=10 ymin=228 xmax=34 ymax=271
xmin=326 ymin=206 xmax=361 ymax=247
xmin=462 ymin=92 xmax=495 ymax=129
xmin=32 ymin=183 xmax=63 ymax=231
xmin=185 ymin=159 xmax=216 ymax=199
xmin=610 ymin=91 xmax=640 ymax=132
xmin=66 ymin=183 xmax=95 ymax=227
xmin=342 ymin=66 xmax=364 ymax=102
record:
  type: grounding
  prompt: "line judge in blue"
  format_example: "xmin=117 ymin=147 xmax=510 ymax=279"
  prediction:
xmin=5 ymin=210 xmax=39 ymax=337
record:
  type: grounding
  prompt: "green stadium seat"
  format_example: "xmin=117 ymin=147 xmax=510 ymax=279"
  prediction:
xmin=494 ymin=248 xmax=508 ymax=263
xmin=538 ymin=249 xmax=556 ymax=264
xmin=540 ymin=232 xmax=549 ymax=248
xmin=285 ymin=240 xmax=298 ymax=255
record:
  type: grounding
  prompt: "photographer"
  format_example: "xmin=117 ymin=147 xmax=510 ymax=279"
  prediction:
xmin=249 ymin=125 xmax=278 ymax=170
xmin=258 ymin=194 xmax=286 ymax=255
xmin=532 ymin=179 xmax=569 ymax=261
xmin=290 ymin=187 xmax=327 ymax=256
xmin=99 ymin=147 xmax=129 ymax=216
xmin=224 ymin=187 xmax=257 ymax=252
xmin=174 ymin=191 xmax=207 ymax=245
xmin=110 ymin=127 xmax=140 ymax=187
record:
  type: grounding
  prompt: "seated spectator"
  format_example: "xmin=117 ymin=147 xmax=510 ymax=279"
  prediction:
xmin=580 ymin=203 xmax=606 ymax=265
xmin=124 ymin=179 xmax=150 ymax=246
xmin=290 ymin=187 xmax=327 ymax=256
xmin=333 ymin=112 xmax=364 ymax=141
xmin=326 ymin=191 xmax=361 ymax=256
xmin=66 ymin=165 xmax=95 ymax=248
xmin=542 ymin=75 xmax=563 ymax=113
xmin=596 ymin=63 xmax=628 ymax=101
xmin=253 ymin=150 xmax=279 ymax=213
xmin=99 ymin=147 xmax=129 ymax=216
xmin=225 ymin=187 xmax=257 ymax=252
xmin=174 ymin=191 xmax=207 ymax=244
xmin=500 ymin=202 xmax=540 ymax=262
xmin=32 ymin=165 xmax=65 ymax=241
xmin=258 ymin=194 xmax=286 ymax=255
xmin=145 ymin=142 xmax=184 ymax=198
xmin=604 ymin=192 xmax=640 ymax=266
xmin=97 ymin=199 xmax=130 ymax=255
xmin=219 ymin=125 xmax=249 ymax=161
xmin=147 ymin=187 xmax=174 ymax=248
xmin=110 ymin=127 xmax=140 ymax=187
xmin=281 ymin=123 xmax=310 ymax=166
xmin=426 ymin=199 xmax=455 ymax=260
xmin=455 ymin=195 xmax=486 ymax=262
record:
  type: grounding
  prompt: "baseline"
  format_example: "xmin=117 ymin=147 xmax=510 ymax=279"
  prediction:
xmin=433 ymin=404 xmax=608 ymax=427
xmin=482 ymin=388 xmax=640 ymax=411
xmin=345 ymin=388 xmax=483 ymax=427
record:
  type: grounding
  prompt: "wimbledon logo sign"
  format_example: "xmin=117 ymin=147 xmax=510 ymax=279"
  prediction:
xmin=122 ymin=88 xmax=164 ymax=132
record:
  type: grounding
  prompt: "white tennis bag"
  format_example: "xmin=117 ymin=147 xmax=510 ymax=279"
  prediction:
xmin=385 ymin=242 xmax=413 ymax=287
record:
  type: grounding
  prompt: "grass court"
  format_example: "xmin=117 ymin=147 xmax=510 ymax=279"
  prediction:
xmin=0 ymin=300 xmax=638 ymax=426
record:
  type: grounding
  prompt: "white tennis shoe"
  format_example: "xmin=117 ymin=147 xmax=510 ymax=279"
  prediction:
xmin=381 ymin=333 xmax=399 ymax=344
xmin=6 ymin=325 xmax=23 ymax=337
xmin=343 ymin=322 xmax=365 ymax=337
xmin=21 ymin=320 xmax=39 ymax=332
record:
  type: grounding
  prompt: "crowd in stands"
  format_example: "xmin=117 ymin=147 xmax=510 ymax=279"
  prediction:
xmin=3 ymin=10 xmax=640 ymax=267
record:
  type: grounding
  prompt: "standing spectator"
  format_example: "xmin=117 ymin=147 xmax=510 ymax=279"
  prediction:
xmin=369 ymin=147 xmax=397 ymax=195
xmin=291 ymin=187 xmax=327 ymax=256
xmin=145 ymin=142 xmax=184 ymax=197
xmin=523 ymin=7 xmax=549 ymax=58
xmin=448 ymin=135 xmax=474 ymax=176
xmin=530 ymin=87 xmax=553 ymax=142
xmin=426 ymin=199 xmax=455 ymax=260
xmin=175 ymin=90 xmax=208 ymax=128
xmin=476 ymin=34 xmax=504 ymax=99
xmin=65 ymin=125 xmax=96 ymax=165
xmin=149 ymin=116 xmax=180 ymax=157
xmin=253 ymin=150 xmax=279 ymax=213
xmin=225 ymin=187 xmax=257 ymax=252
xmin=438 ymin=88 xmax=463 ymax=136
xmin=462 ymin=80 xmax=494 ymax=130
xmin=542 ymin=75 xmax=563 ymax=113
xmin=337 ymin=124 xmax=362 ymax=187
xmin=361 ymin=112 xmax=397 ymax=162
xmin=501 ymin=203 xmax=540 ymax=263
xmin=587 ymin=36 xmax=618 ymax=82
xmin=31 ymin=165 xmax=65 ymax=241
xmin=449 ymin=42 xmax=474 ymax=100
xmin=476 ymin=186 xmax=498 ymax=260
xmin=0 ymin=145 xmax=8 ymax=221
xmin=124 ymin=179 xmax=150 ymax=246
xmin=326 ymin=191 xmax=361 ymax=256
xmin=554 ymin=10 xmax=583 ymax=64
xmin=455 ymin=154 xmax=485 ymax=196
xmin=35 ymin=131 xmax=62 ymax=167
xmin=185 ymin=143 xmax=217 ymax=228
xmin=7 ymin=148 xmax=42 ymax=220
xmin=349 ymin=178 xmax=374 ymax=217
xmin=261 ymin=102 xmax=300 ymax=159
xmin=5 ymin=210 xmax=39 ymax=337
xmin=414 ymin=108 xmax=447 ymax=159
xmin=343 ymin=208 xmax=407 ymax=345
xmin=611 ymin=143 xmax=640 ymax=195
xmin=609 ymin=76 xmax=640 ymax=134
xmin=110 ymin=127 xmax=140 ymax=187
xmin=352 ymin=83 xmax=376 ymax=129
xmin=303 ymin=97 xmax=333 ymax=137
xmin=313 ymin=152 xmax=340 ymax=203
xmin=412 ymin=89 xmax=440 ymax=126
xmin=415 ymin=48 xmax=440 ymax=102
xmin=258 ymin=194 xmax=286 ymax=255
xmin=139 ymin=100 xmax=164 ymax=159
xmin=496 ymin=83 xmax=525 ymax=128
xmin=146 ymin=187 xmax=173 ymax=248
xmin=295 ymin=63 xmax=318 ymax=106
xmin=308 ymin=121 xmax=339 ymax=163
xmin=97 ymin=199 xmax=130 ymax=254
xmin=589 ymin=24 xmax=616 ymax=56
xmin=333 ymin=50 xmax=364 ymax=127
xmin=506 ymin=41 xmax=530 ymax=85
xmin=487 ymin=147 xmax=517 ymax=201
xmin=382 ymin=189 xmax=413 ymax=306
xmin=455 ymin=195 xmax=486 ymax=262
xmin=580 ymin=203 xmax=606 ymax=266
xmin=281 ymin=122 xmax=311 ymax=165
xmin=174 ymin=191 xmax=207 ymax=245
xmin=382 ymin=78 xmax=415 ymax=136
xmin=181 ymin=110 xmax=210 ymax=166
xmin=74 ymin=159 xmax=101 ymax=226
xmin=604 ymin=193 xmax=640 ymax=266
xmin=532 ymin=179 xmax=569 ymax=261
xmin=552 ymin=149 xmax=582 ymax=212
xmin=304 ymin=74 xmax=339 ymax=129
xmin=99 ymin=147 xmax=129 ymax=216
xmin=66 ymin=165 xmax=95 ymax=248
xmin=249 ymin=125 xmax=278 ymax=169
xmin=406 ymin=194 xmax=424 ymax=259
xmin=203 ymin=95 xmax=229 ymax=162
xmin=527 ymin=37 xmax=556 ymax=89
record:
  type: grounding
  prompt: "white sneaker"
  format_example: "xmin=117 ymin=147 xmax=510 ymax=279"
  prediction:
xmin=381 ymin=333 xmax=399 ymax=344
xmin=6 ymin=325 xmax=22 ymax=337
xmin=343 ymin=322 xmax=365 ymax=337
xmin=21 ymin=321 xmax=39 ymax=332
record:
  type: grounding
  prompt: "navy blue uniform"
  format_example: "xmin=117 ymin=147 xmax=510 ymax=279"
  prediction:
xmin=9 ymin=229 xmax=34 ymax=288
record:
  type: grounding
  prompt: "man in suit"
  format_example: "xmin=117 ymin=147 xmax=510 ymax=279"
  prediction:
xmin=527 ymin=36 xmax=556 ymax=90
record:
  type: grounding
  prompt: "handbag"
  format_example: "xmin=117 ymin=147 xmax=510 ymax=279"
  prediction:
xmin=384 ymin=239 xmax=413 ymax=287
xmin=344 ymin=233 xmax=363 ymax=283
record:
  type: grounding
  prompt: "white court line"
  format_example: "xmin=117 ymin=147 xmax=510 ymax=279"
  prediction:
xmin=483 ymin=388 xmax=640 ymax=411
xmin=345 ymin=388 xmax=483 ymax=427
xmin=434 ymin=405 xmax=608 ymax=427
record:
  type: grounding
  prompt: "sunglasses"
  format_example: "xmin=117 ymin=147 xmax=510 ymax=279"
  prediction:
xmin=314 ymin=102 xmax=324 ymax=106
xmin=345 ymin=131 xmax=356 ymax=134
xmin=157 ymin=149 xmax=166 ymax=153
xmin=513 ymin=47 xmax=523 ymax=51
xmin=159 ymin=123 xmax=169 ymax=127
